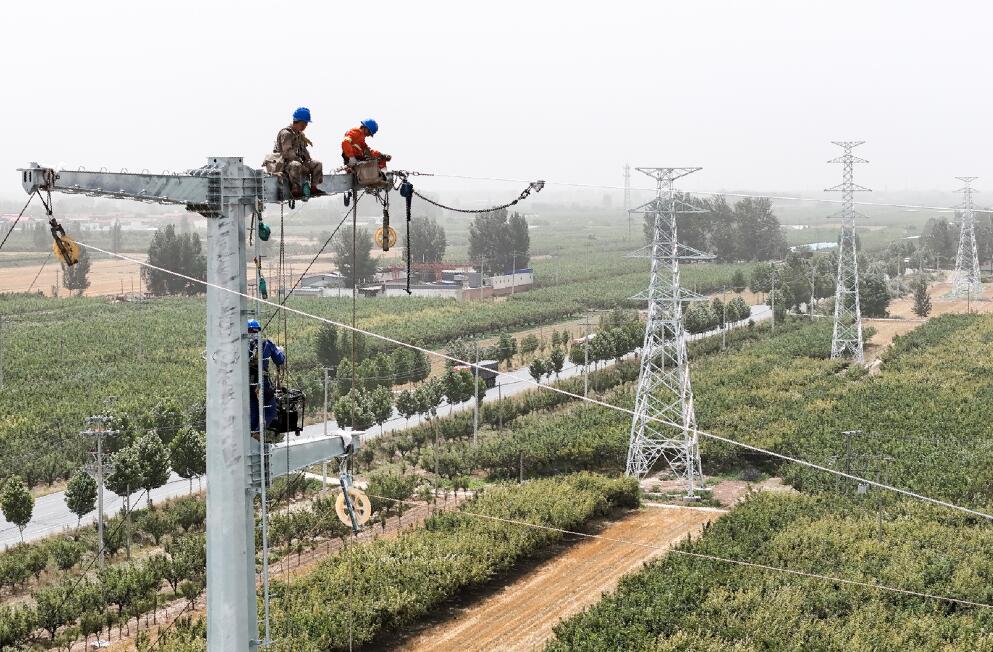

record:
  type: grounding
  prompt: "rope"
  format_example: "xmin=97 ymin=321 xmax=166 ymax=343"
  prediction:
xmin=368 ymin=493 xmax=993 ymax=611
xmin=70 ymin=241 xmax=993 ymax=523
xmin=26 ymin=251 xmax=53 ymax=293
xmin=0 ymin=192 xmax=37 ymax=253
xmin=261 ymin=211 xmax=350 ymax=332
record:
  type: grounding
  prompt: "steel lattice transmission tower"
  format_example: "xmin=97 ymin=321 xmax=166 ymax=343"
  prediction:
xmin=951 ymin=176 xmax=981 ymax=297
xmin=826 ymin=141 xmax=870 ymax=363
xmin=625 ymin=167 xmax=712 ymax=498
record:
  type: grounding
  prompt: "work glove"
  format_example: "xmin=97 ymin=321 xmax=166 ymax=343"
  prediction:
xmin=348 ymin=157 xmax=358 ymax=166
xmin=383 ymin=154 xmax=392 ymax=162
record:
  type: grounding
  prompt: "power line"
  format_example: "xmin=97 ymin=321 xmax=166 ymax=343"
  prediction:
xmin=71 ymin=241 xmax=993 ymax=523
xmin=422 ymin=172 xmax=993 ymax=214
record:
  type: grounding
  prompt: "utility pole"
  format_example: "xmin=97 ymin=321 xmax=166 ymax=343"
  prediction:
xmin=19 ymin=161 xmax=367 ymax=652
xmin=322 ymin=367 xmax=331 ymax=490
xmin=625 ymin=167 xmax=712 ymax=499
xmin=951 ymin=177 xmax=982 ymax=297
xmin=826 ymin=141 xmax=870 ymax=364
xmin=472 ymin=340 xmax=480 ymax=446
xmin=583 ymin=312 xmax=592 ymax=397
xmin=624 ymin=163 xmax=632 ymax=239
xmin=83 ymin=415 xmax=118 ymax=568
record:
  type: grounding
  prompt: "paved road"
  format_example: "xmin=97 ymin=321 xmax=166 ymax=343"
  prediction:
xmin=0 ymin=305 xmax=769 ymax=547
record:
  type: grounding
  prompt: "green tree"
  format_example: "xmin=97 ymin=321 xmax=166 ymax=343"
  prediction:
xmin=519 ymin=334 xmax=540 ymax=363
xmin=138 ymin=509 xmax=175 ymax=546
xmin=395 ymin=389 xmax=419 ymax=425
xmin=62 ymin=247 xmax=92 ymax=295
xmin=548 ymin=347 xmax=565 ymax=379
xmin=106 ymin=446 xmax=141 ymax=557
xmin=368 ymin=386 xmax=394 ymax=433
xmin=314 ymin=323 xmax=340 ymax=370
xmin=913 ymin=279 xmax=932 ymax=318
xmin=64 ymin=470 xmax=97 ymax=529
xmin=0 ymin=476 xmax=34 ymax=543
xmin=133 ymin=433 xmax=171 ymax=508
xmin=0 ymin=605 xmax=35 ymax=650
xmin=169 ymin=427 xmax=206 ymax=494
xmin=731 ymin=269 xmax=747 ymax=291
xmin=33 ymin=580 xmax=82 ymax=640
xmin=332 ymin=226 xmax=377 ymax=288
xmin=468 ymin=209 xmax=530 ymax=274
xmin=528 ymin=358 xmax=547 ymax=384
xmin=408 ymin=348 xmax=431 ymax=383
xmin=110 ymin=219 xmax=123 ymax=254
xmin=143 ymin=224 xmax=206 ymax=295
xmin=404 ymin=215 xmax=447 ymax=264
xmin=859 ymin=270 xmax=891 ymax=318
xmin=497 ymin=333 xmax=518 ymax=369
xmin=51 ymin=539 xmax=83 ymax=573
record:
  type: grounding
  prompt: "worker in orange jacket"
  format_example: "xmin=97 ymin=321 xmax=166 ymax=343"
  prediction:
xmin=342 ymin=119 xmax=391 ymax=170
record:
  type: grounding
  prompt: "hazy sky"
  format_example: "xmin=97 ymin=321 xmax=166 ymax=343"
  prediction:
xmin=2 ymin=0 xmax=990 ymax=201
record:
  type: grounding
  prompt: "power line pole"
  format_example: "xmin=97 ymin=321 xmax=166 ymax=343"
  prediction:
xmin=472 ymin=340 xmax=479 ymax=446
xmin=83 ymin=415 xmax=117 ymax=568
xmin=625 ymin=167 xmax=711 ymax=499
xmin=951 ymin=176 xmax=981 ymax=297
xmin=826 ymin=141 xmax=870 ymax=364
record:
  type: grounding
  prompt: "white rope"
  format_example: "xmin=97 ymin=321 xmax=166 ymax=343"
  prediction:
xmin=367 ymin=493 xmax=993 ymax=611
xmin=72 ymin=241 xmax=993 ymax=523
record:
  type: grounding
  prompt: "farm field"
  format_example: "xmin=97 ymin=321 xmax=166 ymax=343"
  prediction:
xmin=396 ymin=505 xmax=719 ymax=652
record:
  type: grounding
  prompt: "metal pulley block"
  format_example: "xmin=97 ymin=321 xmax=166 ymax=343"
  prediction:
xmin=375 ymin=226 xmax=398 ymax=251
xmin=335 ymin=487 xmax=372 ymax=529
xmin=49 ymin=218 xmax=80 ymax=266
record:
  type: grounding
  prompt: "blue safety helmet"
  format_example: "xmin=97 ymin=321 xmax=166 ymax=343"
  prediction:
xmin=361 ymin=118 xmax=378 ymax=135
xmin=292 ymin=107 xmax=312 ymax=123
xmin=247 ymin=319 xmax=262 ymax=332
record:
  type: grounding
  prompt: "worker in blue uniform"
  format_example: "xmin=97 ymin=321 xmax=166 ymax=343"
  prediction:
xmin=247 ymin=319 xmax=286 ymax=437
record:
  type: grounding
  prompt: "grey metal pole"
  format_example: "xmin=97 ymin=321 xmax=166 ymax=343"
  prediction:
xmin=204 ymin=157 xmax=258 ymax=652
xmin=473 ymin=341 xmax=479 ymax=446
xmin=322 ymin=367 xmax=329 ymax=490
xmin=96 ymin=432 xmax=104 ymax=568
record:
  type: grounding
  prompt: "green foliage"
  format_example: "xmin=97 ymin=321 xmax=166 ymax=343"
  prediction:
xmin=528 ymin=357 xmax=547 ymax=383
xmin=169 ymin=427 xmax=206 ymax=489
xmin=143 ymin=224 xmax=206 ymax=295
xmin=51 ymin=538 xmax=84 ymax=573
xmin=62 ymin=247 xmax=92 ymax=295
xmin=0 ymin=476 xmax=34 ymax=541
xmin=912 ymin=278 xmax=932 ymax=318
xmin=859 ymin=268 xmax=891 ymax=318
xmin=404 ymin=215 xmax=447 ymax=264
xmin=133 ymin=432 xmax=172 ymax=503
xmin=468 ymin=209 xmax=530 ymax=275
xmin=270 ymin=473 xmax=637 ymax=650
xmin=64 ymin=470 xmax=97 ymax=527
xmin=332 ymin=225 xmax=377 ymax=288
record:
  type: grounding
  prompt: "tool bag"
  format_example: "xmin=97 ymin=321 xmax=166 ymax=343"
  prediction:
xmin=271 ymin=387 xmax=305 ymax=436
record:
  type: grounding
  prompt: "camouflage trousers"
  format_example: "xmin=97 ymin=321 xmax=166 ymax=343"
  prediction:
xmin=285 ymin=159 xmax=323 ymax=190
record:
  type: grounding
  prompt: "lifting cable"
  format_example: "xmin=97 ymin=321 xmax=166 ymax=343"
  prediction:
xmin=0 ymin=191 xmax=37 ymax=253
xmin=393 ymin=171 xmax=544 ymax=215
xmin=260 ymin=211 xmax=350 ymax=332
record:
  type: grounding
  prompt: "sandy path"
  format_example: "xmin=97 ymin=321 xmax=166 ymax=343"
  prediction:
xmin=397 ymin=506 xmax=719 ymax=652
xmin=863 ymin=278 xmax=993 ymax=361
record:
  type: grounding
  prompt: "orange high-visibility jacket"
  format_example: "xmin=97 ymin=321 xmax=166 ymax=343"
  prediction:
xmin=341 ymin=127 xmax=382 ymax=162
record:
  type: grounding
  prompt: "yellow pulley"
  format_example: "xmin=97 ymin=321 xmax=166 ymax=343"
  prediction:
xmin=335 ymin=488 xmax=372 ymax=528
xmin=374 ymin=226 xmax=398 ymax=251
xmin=52 ymin=233 xmax=80 ymax=267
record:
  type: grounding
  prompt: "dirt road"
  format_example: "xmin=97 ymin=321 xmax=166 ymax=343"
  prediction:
xmin=396 ymin=505 xmax=720 ymax=652
xmin=863 ymin=278 xmax=993 ymax=361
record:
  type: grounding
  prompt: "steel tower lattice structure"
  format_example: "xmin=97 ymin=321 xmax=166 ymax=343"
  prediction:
xmin=624 ymin=163 xmax=632 ymax=237
xmin=951 ymin=176 xmax=981 ymax=297
xmin=625 ymin=167 xmax=712 ymax=498
xmin=826 ymin=141 xmax=870 ymax=363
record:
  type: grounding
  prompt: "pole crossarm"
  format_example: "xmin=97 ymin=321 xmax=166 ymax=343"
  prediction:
xmin=251 ymin=433 xmax=360 ymax=487
xmin=19 ymin=161 xmax=377 ymax=207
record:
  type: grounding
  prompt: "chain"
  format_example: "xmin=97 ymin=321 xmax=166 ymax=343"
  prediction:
xmin=393 ymin=172 xmax=544 ymax=214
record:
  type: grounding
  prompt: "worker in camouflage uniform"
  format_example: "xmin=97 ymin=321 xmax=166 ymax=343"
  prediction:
xmin=263 ymin=107 xmax=323 ymax=198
